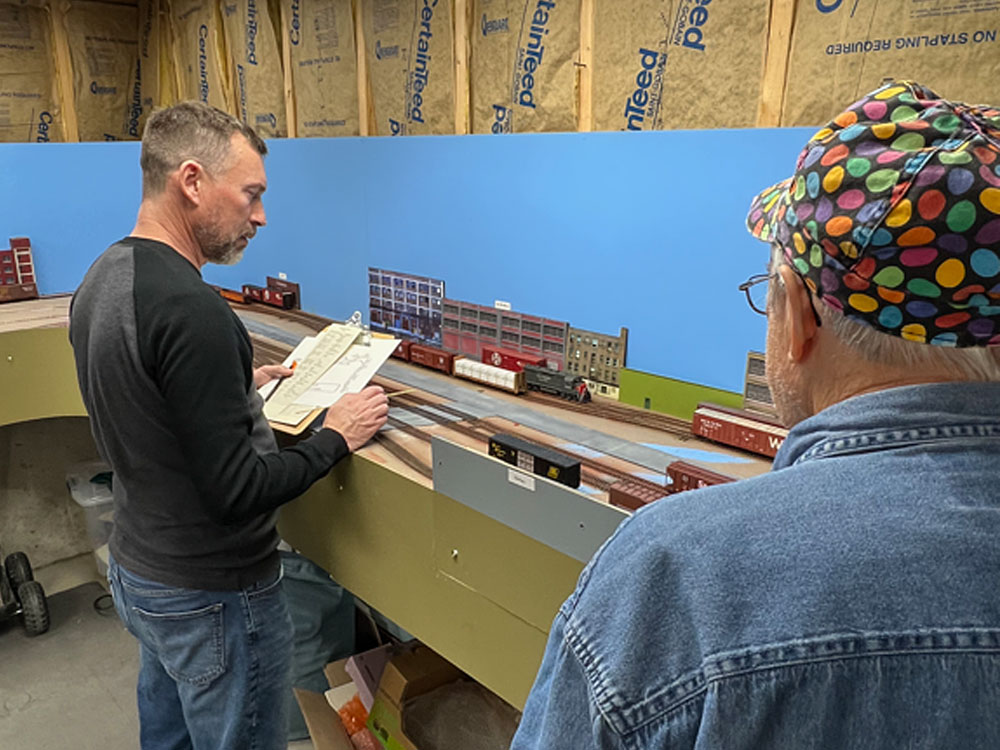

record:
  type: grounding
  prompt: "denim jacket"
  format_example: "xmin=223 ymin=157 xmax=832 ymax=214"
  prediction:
xmin=511 ymin=383 xmax=1000 ymax=749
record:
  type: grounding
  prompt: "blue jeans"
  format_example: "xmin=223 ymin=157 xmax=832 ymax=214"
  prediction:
xmin=107 ymin=556 xmax=293 ymax=750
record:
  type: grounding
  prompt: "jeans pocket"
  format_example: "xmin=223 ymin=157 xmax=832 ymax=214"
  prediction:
xmin=131 ymin=602 xmax=227 ymax=686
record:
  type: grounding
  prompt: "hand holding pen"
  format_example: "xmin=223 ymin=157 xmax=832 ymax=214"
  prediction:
xmin=262 ymin=361 xmax=297 ymax=402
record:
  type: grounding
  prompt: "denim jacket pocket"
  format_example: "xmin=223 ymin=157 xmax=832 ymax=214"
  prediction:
xmin=131 ymin=602 xmax=226 ymax=686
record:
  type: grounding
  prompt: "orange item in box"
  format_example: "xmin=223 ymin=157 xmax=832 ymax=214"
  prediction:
xmin=350 ymin=728 xmax=380 ymax=750
xmin=338 ymin=694 xmax=369 ymax=736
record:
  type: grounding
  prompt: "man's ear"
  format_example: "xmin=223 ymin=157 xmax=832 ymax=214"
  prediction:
xmin=175 ymin=160 xmax=205 ymax=207
xmin=776 ymin=264 xmax=820 ymax=363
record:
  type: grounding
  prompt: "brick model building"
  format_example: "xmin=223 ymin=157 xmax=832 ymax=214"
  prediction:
xmin=566 ymin=326 xmax=628 ymax=398
xmin=0 ymin=237 xmax=39 ymax=303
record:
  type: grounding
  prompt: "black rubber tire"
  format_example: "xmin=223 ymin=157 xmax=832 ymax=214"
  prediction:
xmin=5 ymin=551 xmax=33 ymax=589
xmin=18 ymin=581 xmax=50 ymax=636
xmin=0 ymin=567 xmax=12 ymax=608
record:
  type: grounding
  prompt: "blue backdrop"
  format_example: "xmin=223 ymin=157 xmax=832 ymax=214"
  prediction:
xmin=0 ymin=128 xmax=813 ymax=392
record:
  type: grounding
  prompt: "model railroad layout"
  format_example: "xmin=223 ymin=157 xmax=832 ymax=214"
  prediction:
xmin=237 ymin=299 xmax=775 ymax=508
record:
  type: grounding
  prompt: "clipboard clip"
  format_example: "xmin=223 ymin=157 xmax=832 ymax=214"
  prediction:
xmin=345 ymin=310 xmax=371 ymax=346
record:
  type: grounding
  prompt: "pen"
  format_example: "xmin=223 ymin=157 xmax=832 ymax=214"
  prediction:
xmin=263 ymin=361 xmax=297 ymax=403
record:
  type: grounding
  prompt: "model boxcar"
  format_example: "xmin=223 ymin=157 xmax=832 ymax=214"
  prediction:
xmin=391 ymin=339 xmax=412 ymax=361
xmin=408 ymin=343 xmax=455 ymax=375
xmin=488 ymin=433 xmax=581 ymax=488
xmin=242 ymin=284 xmax=296 ymax=310
xmin=481 ymin=345 xmax=547 ymax=372
xmin=454 ymin=358 xmax=526 ymax=394
xmin=523 ymin=364 xmax=591 ymax=402
xmin=265 ymin=276 xmax=300 ymax=309
xmin=691 ymin=403 xmax=788 ymax=458
xmin=608 ymin=479 xmax=669 ymax=511
xmin=666 ymin=460 xmax=736 ymax=493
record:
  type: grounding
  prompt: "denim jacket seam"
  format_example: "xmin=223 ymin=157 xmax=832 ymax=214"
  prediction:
xmin=796 ymin=423 xmax=1000 ymax=464
xmin=564 ymin=616 xmax=638 ymax=738
xmin=589 ymin=627 xmax=1000 ymax=736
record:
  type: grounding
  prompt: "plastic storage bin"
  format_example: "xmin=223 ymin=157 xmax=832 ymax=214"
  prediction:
xmin=66 ymin=461 xmax=114 ymax=577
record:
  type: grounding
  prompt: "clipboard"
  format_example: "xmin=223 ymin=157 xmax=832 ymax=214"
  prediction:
xmin=259 ymin=312 xmax=396 ymax=435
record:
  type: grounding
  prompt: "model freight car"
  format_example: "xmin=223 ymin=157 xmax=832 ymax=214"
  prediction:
xmin=454 ymin=358 xmax=526 ymax=394
xmin=481 ymin=345 xmax=547 ymax=372
xmin=665 ymin=460 xmax=736 ymax=493
xmin=488 ymin=433 xmax=581 ymax=488
xmin=242 ymin=284 xmax=296 ymax=310
xmin=391 ymin=339 xmax=412 ymax=361
xmin=408 ymin=343 xmax=455 ymax=375
xmin=691 ymin=403 xmax=788 ymax=458
xmin=265 ymin=276 xmax=300 ymax=309
xmin=608 ymin=479 xmax=669 ymax=511
xmin=523 ymin=364 xmax=591 ymax=402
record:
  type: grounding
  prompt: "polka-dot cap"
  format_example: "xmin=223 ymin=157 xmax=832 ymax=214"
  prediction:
xmin=747 ymin=80 xmax=1000 ymax=347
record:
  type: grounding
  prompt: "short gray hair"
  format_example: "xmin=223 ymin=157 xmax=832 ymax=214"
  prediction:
xmin=140 ymin=101 xmax=267 ymax=197
xmin=768 ymin=245 xmax=1000 ymax=381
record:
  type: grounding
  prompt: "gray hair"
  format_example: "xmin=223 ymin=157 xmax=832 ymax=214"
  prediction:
xmin=140 ymin=101 xmax=267 ymax=197
xmin=768 ymin=245 xmax=1000 ymax=381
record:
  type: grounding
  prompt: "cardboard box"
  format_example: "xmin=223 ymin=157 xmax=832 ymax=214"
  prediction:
xmin=294 ymin=659 xmax=355 ymax=750
xmin=345 ymin=642 xmax=393 ymax=711
xmin=366 ymin=644 xmax=463 ymax=750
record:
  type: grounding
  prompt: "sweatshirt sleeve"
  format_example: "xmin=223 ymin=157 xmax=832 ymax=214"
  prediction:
xmin=141 ymin=288 xmax=349 ymax=523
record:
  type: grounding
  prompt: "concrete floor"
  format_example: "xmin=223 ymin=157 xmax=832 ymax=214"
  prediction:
xmin=0 ymin=572 xmax=314 ymax=750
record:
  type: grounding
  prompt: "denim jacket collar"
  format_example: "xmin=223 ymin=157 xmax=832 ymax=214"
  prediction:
xmin=773 ymin=381 xmax=1000 ymax=470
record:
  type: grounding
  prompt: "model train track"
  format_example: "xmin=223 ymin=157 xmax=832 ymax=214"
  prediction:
xmin=523 ymin=391 xmax=693 ymax=438
xmin=229 ymin=299 xmax=333 ymax=334
xmin=249 ymin=335 xmax=293 ymax=370
xmin=375 ymin=419 xmax=434 ymax=480
xmin=388 ymin=391 xmax=669 ymax=497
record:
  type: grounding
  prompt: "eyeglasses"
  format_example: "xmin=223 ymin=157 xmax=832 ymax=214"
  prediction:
xmin=738 ymin=271 xmax=823 ymax=327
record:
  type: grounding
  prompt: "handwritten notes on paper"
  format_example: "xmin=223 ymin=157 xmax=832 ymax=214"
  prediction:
xmin=262 ymin=324 xmax=360 ymax=425
xmin=259 ymin=325 xmax=399 ymax=428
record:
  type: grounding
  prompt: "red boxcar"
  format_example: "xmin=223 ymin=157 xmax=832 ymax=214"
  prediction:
xmin=666 ymin=460 xmax=736 ymax=494
xmin=242 ymin=284 xmax=295 ymax=310
xmin=408 ymin=343 xmax=455 ymax=375
xmin=481 ymin=345 xmax=546 ymax=373
xmin=691 ymin=402 xmax=788 ymax=458
xmin=391 ymin=339 xmax=412 ymax=361
xmin=608 ymin=479 xmax=669 ymax=512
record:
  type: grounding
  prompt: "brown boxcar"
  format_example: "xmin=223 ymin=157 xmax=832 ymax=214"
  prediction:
xmin=408 ymin=343 xmax=455 ymax=375
xmin=481 ymin=345 xmax=547 ymax=372
xmin=665 ymin=461 xmax=736 ymax=494
xmin=242 ymin=284 xmax=295 ymax=309
xmin=391 ymin=339 xmax=412 ymax=361
xmin=691 ymin=402 xmax=788 ymax=458
xmin=265 ymin=277 xmax=300 ymax=309
xmin=608 ymin=479 xmax=669 ymax=511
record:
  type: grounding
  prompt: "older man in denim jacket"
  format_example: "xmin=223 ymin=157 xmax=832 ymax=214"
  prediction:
xmin=512 ymin=81 xmax=1000 ymax=749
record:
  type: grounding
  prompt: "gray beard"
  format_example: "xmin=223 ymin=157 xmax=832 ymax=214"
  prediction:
xmin=195 ymin=223 xmax=245 ymax=266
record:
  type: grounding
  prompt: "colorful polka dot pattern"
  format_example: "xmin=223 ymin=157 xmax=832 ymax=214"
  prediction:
xmin=747 ymin=80 xmax=1000 ymax=347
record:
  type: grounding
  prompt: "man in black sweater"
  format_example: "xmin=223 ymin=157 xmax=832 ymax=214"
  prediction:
xmin=69 ymin=102 xmax=388 ymax=750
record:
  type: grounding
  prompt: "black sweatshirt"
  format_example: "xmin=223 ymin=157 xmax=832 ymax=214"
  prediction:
xmin=69 ymin=238 xmax=347 ymax=590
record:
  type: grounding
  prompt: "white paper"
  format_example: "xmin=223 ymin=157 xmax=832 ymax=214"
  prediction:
xmin=294 ymin=337 xmax=399 ymax=407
